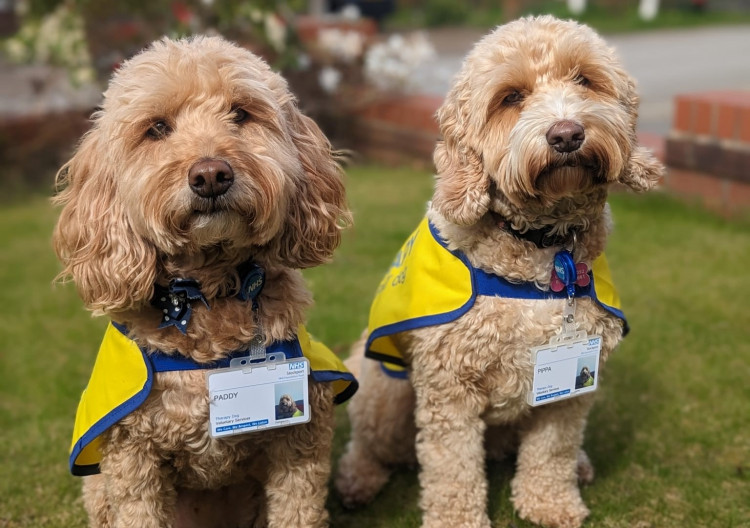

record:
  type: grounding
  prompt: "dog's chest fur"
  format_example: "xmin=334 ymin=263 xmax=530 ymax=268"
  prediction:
xmin=403 ymin=295 xmax=623 ymax=425
xmin=107 ymin=369 xmax=332 ymax=489
xmin=104 ymin=271 xmax=324 ymax=488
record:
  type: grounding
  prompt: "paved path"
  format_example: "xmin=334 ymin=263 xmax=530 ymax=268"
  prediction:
xmin=415 ymin=25 xmax=750 ymax=136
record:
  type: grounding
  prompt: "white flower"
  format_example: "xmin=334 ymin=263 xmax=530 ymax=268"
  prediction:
xmin=3 ymin=4 xmax=94 ymax=86
xmin=318 ymin=66 xmax=342 ymax=94
xmin=317 ymin=28 xmax=364 ymax=63
xmin=364 ymin=32 xmax=436 ymax=92
xmin=264 ymin=13 xmax=286 ymax=52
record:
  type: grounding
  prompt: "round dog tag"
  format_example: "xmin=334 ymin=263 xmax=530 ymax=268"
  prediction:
xmin=240 ymin=265 xmax=265 ymax=301
xmin=553 ymin=251 xmax=577 ymax=285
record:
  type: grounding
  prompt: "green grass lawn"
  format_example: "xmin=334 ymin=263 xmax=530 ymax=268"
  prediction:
xmin=1 ymin=165 xmax=748 ymax=527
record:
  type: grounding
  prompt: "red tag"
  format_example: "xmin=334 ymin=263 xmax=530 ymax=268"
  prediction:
xmin=575 ymin=263 xmax=590 ymax=287
xmin=550 ymin=271 xmax=565 ymax=292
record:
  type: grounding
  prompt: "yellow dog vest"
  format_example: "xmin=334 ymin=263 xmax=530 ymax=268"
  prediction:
xmin=366 ymin=217 xmax=627 ymax=376
xmin=70 ymin=322 xmax=357 ymax=476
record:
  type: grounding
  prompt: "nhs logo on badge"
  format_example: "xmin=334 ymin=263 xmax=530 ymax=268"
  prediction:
xmin=289 ymin=361 xmax=306 ymax=370
xmin=588 ymin=337 xmax=601 ymax=347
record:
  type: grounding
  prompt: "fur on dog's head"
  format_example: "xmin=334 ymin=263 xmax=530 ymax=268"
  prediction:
xmin=432 ymin=16 xmax=663 ymax=229
xmin=53 ymin=36 xmax=349 ymax=316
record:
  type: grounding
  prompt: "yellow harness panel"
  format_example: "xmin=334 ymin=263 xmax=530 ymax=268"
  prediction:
xmin=70 ymin=323 xmax=356 ymax=475
xmin=366 ymin=217 xmax=626 ymax=369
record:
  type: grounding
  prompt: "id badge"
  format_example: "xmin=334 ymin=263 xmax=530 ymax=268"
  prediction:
xmin=207 ymin=354 xmax=310 ymax=438
xmin=528 ymin=333 xmax=602 ymax=406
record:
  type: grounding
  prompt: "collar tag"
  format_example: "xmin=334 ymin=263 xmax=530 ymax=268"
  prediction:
xmin=152 ymin=279 xmax=209 ymax=335
xmin=553 ymin=250 xmax=578 ymax=299
xmin=238 ymin=264 xmax=265 ymax=302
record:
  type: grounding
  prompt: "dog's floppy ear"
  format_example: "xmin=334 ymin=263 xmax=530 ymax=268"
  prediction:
xmin=618 ymin=144 xmax=664 ymax=192
xmin=431 ymin=83 xmax=490 ymax=226
xmin=53 ymin=128 xmax=158 ymax=316
xmin=615 ymin=74 xmax=665 ymax=192
xmin=274 ymin=103 xmax=351 ymax=269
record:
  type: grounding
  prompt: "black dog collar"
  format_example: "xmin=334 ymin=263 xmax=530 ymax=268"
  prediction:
xmin=151 ymin=261 xmax=265 ymax=334
xmin=491 ymin=213 xmax=576 ymax=249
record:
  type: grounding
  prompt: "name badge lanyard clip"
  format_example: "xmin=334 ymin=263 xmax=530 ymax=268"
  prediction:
xmin=553 ymin=248 xmax=579 ymax=338
xmin=246 ymin=265 xmax=266 ymax=361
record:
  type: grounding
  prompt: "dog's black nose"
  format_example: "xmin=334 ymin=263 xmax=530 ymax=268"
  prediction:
xmin=546 ymin=120 xmax=585 ymax=153
xmin=188 ymin=159 xmax=234 ymax=198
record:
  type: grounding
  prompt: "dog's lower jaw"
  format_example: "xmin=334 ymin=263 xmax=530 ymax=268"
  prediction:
xmin=533 ymin=164 xmax=604 ymax=201
xmin=187 ymin=211 xmax=258 ymax=250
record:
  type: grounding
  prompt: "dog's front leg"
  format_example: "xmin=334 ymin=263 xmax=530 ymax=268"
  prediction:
xmin=511 ymin=396 xmax=594 ymax=528
xmin=265 ymin=382 xmax=334 ymax=528
xmin=98 ymin=437 xmax=177 ymax=528
xmin=414 ymin=382 xmax=490 ymax=528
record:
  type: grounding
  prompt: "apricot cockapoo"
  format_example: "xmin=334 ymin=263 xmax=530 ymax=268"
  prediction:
xmin=55 ymin=36 xmax=355 ymax=528
xmin=336 ymin=16 xmax=662 ymax=528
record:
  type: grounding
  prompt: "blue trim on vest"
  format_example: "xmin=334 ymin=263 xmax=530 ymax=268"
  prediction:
xmin=69 ymin=337 xmax=153 ymax=476
xmin=429 ymin=221 xmax=628 ymax=332
xmin=380 ymin=362 xmax=409 ymax=379
xmin=312 ymin=370 xmax=360 ymax=404
xmin=72 ymin=323 xmax=357 ymax=475
xmin=367 ymin=221 xmax=628 ymax=374
xmin=112 ymin=323 xmax=358 ymax=396
xmin=111 ymin=322 xmax=306 ymax=372
xmin=365 ymin=222 xmax=480 ymax=369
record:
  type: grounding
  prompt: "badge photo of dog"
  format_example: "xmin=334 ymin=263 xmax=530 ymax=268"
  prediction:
xmin=336 ymin=16 xmax=663 ymax=528
xmin=575 ymin=366 xmax=595 ymax=389
xmin=276 ymin=394 xmax=304 ymax=419
xmin=54 ymin=36 xmax=357 ymax=528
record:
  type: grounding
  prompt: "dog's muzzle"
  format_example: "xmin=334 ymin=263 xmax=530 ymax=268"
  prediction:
xmin=188 ymin=158 xmax=234 ymax=198
xmin=546 ymin=120 xmax=585 ymax=153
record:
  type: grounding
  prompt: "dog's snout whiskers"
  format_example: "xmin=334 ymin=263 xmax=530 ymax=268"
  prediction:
xmin=188 ymin=158 xmax=234 ymax=198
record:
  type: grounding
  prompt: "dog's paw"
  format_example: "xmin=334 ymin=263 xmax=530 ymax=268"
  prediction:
xmin=334 ymin=447 xmax=390 ymax=508
xmin=511 ymin=475 xmax=589 ymax=528
xmin=514 ymin=497 xmax=589 ymax=528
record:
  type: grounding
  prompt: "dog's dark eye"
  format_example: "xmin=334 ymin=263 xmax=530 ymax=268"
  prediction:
xmin=503 ymin=91 xmax=524 ymax=105
xmin=232 ymin=107 xmax=251 ymax=124
xmin=146 ymin=121 xmax=172 ymax=139
xmin=575 ymin=74 xmax=591 ymax=87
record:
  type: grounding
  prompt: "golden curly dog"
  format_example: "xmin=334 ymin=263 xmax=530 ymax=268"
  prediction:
xmin=277 ymin=394 xmax=302 ymax=419
xmin=336 ymin=16 xmax=662 ymax=528
xmin=54 ymin=36 xmax=352 ymax=528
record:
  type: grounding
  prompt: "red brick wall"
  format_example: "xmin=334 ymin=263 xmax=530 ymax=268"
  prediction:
xmin=665 ymin=91 xmax=750 ymax=214
xmin=348 ymin=94 xmax=441 ymax=167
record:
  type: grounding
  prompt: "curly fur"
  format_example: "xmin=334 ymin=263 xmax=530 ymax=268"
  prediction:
xmin=336 ymin=16 xmax=662 ymax=528
xmin=53 ymin=36 xmax=349 ymax=528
